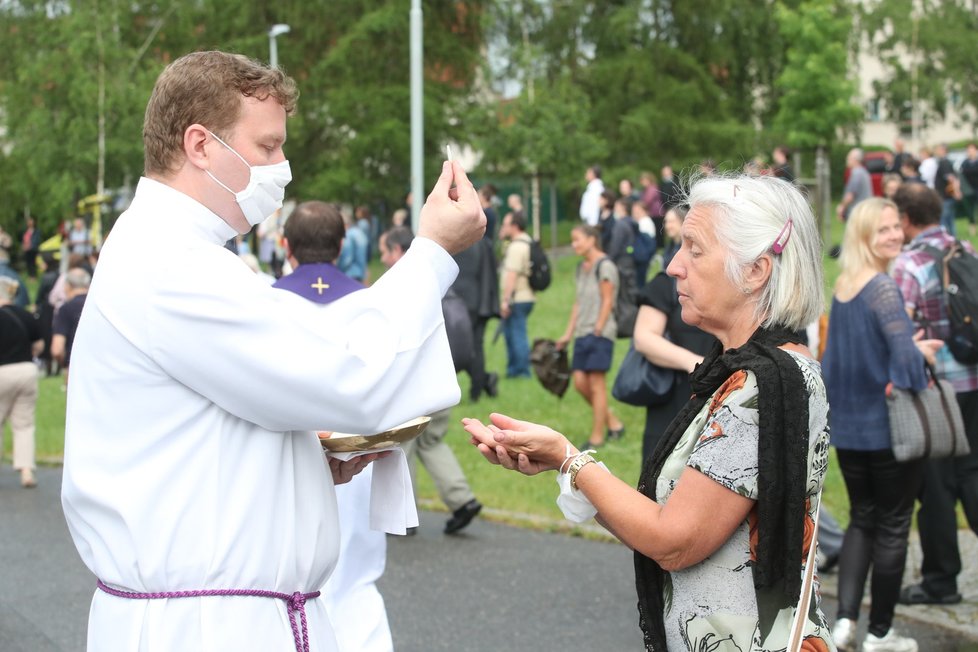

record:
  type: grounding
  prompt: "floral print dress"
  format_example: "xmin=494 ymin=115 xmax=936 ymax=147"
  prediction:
xmin=656 ymin=350 xmax=836 ymax=652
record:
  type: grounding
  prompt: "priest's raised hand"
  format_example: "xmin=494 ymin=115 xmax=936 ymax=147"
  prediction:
xmin=417 ymin=159 xmax=487 ymax=255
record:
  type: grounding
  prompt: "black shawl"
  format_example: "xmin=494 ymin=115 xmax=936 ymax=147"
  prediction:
xmin=634 ymin=326 xmax=810 ymax=651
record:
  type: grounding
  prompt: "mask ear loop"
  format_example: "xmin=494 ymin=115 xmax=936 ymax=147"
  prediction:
xmin=204 ymin=130 xmax=254 ymax=197
xmin=771 ymin=218 xmax=793 ymax=255
xmin=206 ymin=130 xmax=252 ymax=169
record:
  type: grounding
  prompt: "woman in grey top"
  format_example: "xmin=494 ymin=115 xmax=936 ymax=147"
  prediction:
xmin=557 ymin=224 xmax=624 ymax=450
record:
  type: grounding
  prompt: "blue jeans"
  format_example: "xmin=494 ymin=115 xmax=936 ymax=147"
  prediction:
xmin=503 ymin=302 xmax=534 ymax=377
xmin=941 ymin=198 xmax=958 ymax=237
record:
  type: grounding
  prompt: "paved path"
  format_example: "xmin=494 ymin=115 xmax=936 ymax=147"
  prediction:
xmin=2 ymin=467 xmax=977 ymax=651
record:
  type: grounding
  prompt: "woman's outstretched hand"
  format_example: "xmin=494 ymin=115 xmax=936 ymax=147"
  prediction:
xmin=912 ymin=329 xmax=944 ymax=367
xmin=461 ymin=412 xmax=575 ymax=476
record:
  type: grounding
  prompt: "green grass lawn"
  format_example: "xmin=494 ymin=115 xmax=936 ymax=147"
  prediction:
xmin=6 ymin=213 xmax=977 ymax=533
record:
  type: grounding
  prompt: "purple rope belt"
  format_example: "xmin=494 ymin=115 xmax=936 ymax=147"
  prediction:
xmin=96 ymin=579 xmax=320 ymax=652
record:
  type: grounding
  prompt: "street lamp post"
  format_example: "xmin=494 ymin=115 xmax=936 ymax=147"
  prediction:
xmin=268 ymin=23 xmax=291 ymax=69
xmin=410 ymin=0 xmax=423 ymax=233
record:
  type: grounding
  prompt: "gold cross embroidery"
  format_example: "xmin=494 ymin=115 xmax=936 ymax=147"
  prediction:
xmin=310 ymin=277 xmax=330 ymax=295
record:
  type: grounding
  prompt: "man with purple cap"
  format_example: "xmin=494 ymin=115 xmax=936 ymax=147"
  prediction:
xmin=274 ymin=200 xmax=393 ymax=652
xmin=274 ymin=201 xmax=365 ymax=304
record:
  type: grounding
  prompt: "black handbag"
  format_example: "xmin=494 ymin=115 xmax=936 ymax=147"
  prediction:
xmin=612 ymin=344 xmax=677 ymax=407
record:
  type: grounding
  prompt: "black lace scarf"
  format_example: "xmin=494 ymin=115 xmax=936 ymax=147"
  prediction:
xmin=634 ymin=326 xmax=810 ymax=651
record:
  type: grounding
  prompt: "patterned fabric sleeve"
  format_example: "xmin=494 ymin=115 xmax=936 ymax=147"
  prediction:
xmin=686 ymin=370 xmax=760 ymax=501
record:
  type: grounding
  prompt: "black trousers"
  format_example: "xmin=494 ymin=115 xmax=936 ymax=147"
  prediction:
xmin=916 ymin=389 xmax=978 ymax=596
xmin=466 ymin=315 xmax=490 ymax=401
xmin=836 ymin=448 xmax=924 ymax=636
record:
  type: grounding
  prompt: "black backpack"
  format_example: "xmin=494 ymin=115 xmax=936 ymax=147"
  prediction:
xmin=593 ymin=256 xmax=638 ymax=339
xmin=628 ymin=220 xmax=657 ymax=267
xmin=524 ymin=238 xmax=552 ymax=292
xmin=921 ymin=241 xmax=978 ymax=365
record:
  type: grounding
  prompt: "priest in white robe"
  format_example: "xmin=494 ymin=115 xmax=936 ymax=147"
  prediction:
xmin=60 ymin=50 xmax=486 ymax=652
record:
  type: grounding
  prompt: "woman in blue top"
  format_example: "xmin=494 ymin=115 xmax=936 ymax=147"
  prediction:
xmin=822 ymin=197 xmax=943 ymax=652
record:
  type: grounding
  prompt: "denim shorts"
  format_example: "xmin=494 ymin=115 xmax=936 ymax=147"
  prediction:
xmin=571 ymin=334 xmax=614 ymax=372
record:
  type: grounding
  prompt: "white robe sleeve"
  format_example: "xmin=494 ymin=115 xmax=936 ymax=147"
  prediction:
xmin=146 ymin=237 xmax=460 ymax=434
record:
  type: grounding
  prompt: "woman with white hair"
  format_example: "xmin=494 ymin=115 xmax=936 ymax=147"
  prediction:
xmin=0 ymin=276 xmax=43 ymax=487
xmin=463 ymin=175 xmax=835 ymax=650
xmin=822 ymin=198 xmax=941 ymax=652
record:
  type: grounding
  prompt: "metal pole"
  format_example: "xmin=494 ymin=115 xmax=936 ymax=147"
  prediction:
xmin=910 ymin=14 xmax=919 ymax=149
xmin=549 ymin=178 xmax=558 ymax=254
xmin=94 ymin=0 xmax=105 ymax=249
xmin=410 ymin=0 xmax=424 ymax=233
xmin=268 ymin=24 xmax=290 ymax=69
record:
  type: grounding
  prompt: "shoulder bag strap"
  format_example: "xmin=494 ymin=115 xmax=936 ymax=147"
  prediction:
xmin=787 ymin=492 xmax=821 ymax=652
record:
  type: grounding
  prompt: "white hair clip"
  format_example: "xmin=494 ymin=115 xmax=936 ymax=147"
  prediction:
xmin=771 ymin=217 xmax=793 ymax=255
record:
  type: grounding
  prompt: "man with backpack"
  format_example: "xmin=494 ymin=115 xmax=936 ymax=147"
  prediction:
xmin=499 ymin=211 xmax=536 ymax=378
xmin=891 ymin=183 xmax=978 ymax=606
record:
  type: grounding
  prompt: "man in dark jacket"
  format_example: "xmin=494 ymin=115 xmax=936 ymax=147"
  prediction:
xmin=453 ymin=237 xmax=499 ymax=401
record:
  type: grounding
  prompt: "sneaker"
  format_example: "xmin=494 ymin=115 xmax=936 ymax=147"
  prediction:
xmin=861 ymin=629 xmax=918 ymax=652
xmin=832 ymin=617 xmax=856 ymax=651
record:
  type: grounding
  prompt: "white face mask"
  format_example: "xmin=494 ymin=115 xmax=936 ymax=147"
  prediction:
xmin=205 ymin=130 xmax=292 ymax=227
xmin=554 ymin=461 xmax=608 ymax=523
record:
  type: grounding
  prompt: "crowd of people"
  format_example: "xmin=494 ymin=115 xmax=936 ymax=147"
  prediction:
xmin=2 ymin=45 xmax=977 ymax=652
xmin=0 ymin=220 xmax=96 ymax=491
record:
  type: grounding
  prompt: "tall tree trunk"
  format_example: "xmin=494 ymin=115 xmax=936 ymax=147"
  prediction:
xmin=816 ymin=144 xmax=831 ymax=246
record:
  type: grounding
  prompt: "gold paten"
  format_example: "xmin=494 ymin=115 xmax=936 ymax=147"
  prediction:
xmin=319 ymin=416 xmax=431 ymax=453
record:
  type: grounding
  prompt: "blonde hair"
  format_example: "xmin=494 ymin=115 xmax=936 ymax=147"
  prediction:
xmin=838 ymin=197 xmax=898 ymax=284
xmin=143 ymin=51 xmax=298 ymax=177
xmin=687 ymin=174 xmax=824 ymax=331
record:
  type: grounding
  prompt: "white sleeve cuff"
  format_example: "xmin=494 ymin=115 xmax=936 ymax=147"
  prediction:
xmin=403 ymin=237 xmax=459 ymax=296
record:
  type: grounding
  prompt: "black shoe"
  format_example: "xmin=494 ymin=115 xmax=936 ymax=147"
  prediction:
xmin=607 ymin=425 xmax=625 ymax=441
xmin=444 ymin=499 xmax=482 ymax=534
xmin=817 ymin=552 xmax=839 ymax=574
xmin=485 ymin=372 xmax=499 ymax=398
xmin=898 ymin=583 xmax=962 ymax=605
xmin=578 ymin=438 xmax=604 ymax=452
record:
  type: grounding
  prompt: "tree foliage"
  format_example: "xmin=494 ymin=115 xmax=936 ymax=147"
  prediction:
xmin=16 ymin=0 xmax=973 ymax=246
xmin=0 ymin=0 xmax=485 ymax=237
xmin=861 ymin=0 xmax=978 ymax=134
xmin=773 ymin=0 xmax=863 ymax=148
xmin=476 ymin=0 xmax=784 ymax=198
